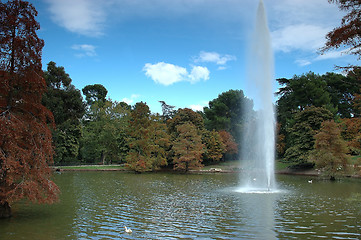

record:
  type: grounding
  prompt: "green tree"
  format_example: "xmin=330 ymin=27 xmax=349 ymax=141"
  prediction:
xmin=159 ymin=100 xmax=175 ymax=122
xmin=203 ymin=89 xmax=254 ymax=146
xmin=283 ymin=106 xmax=333 ymax=167
xmin=322 ymin=72 xmax=361 ymax=118
xmin=309 ymin=120 xmax=349 ymax=180
xmin=277 ymin=72 xmax=336 ymax=153
xmin=42 ymin=61 xmax=85 ymax=164
xmin=81 ymin=100 xmax=130 ymax=164
xmin=172 ymin=123 xmax=205 ymax=172
xmin=82 ymin=84 xmax=108 ymax=105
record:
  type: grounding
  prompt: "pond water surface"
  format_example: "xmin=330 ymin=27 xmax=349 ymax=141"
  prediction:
xmin=0 ymin=172 xmax=360 ymax=239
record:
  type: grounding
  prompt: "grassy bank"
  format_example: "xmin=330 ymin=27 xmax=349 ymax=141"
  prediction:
xmin=55 ymin=165 xmax=126 ymax=171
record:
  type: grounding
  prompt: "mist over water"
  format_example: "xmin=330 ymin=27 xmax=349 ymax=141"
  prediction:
xmin=240 ymin=0 xmax=276 ymax=192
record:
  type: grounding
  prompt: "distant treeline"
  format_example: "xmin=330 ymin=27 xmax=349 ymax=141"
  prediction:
xmin=43 ymin=61 xmax=361 ymax=175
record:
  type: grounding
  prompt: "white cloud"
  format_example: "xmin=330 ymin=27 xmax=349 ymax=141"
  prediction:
xmin=315 ymin=48 xmax=350 ymax=61
xmin=143 ymin=62 xmax=188 ymax=86
xmin=189 ymin=66 xmax=210 ymax=83
xmin=143 ymin=62 xmax=209 ymax=86
xmin=189 ymin=104 xmax=204 ymax=112
xmin=72 ymin=44 xmax=97 ymax=57
xmin=189 ymin=101 xmax=209 ymax=112
xmin=271 ymin=24 xmax=330 ymax=53
xmin=122 ymin=94 xmax=140 ymax=105
xmin=194 ymin=51 xmax=236 ymax=66
xmin=45 ymin=0 xmax=106 ymax=37
xmin=295 ymin=59 xmax=311 ymax=67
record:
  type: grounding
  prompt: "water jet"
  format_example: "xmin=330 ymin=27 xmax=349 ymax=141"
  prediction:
xmin=239 ymin=0 xmax=276 ymax=193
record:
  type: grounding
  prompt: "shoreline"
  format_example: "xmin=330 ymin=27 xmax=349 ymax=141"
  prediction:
xmin=53 ymin=166 xmax=361 ymax=178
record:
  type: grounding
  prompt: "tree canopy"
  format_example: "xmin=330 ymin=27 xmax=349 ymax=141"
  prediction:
xmin=203 ymin=89 xmax=254 ymax=145
xmin=82 ymin=84 xmax=108 ymax=105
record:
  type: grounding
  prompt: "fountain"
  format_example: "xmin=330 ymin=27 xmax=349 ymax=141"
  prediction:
xmin=238 ymin=0 xmax=276 ymax=192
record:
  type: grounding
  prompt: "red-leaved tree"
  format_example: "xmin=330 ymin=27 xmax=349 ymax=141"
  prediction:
xmin=0 ymin=0 xmax=59 ymax=218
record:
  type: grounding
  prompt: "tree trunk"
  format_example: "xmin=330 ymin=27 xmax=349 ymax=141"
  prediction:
xmin=101 ymin=151 xmax=106 ymax=165
xmin=0 ymin=201 xmax=12 ymax=218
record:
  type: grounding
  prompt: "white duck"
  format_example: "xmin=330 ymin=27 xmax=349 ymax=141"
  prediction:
xmin=124 ymin=226 xmax=132 ymax=234
xmin=308 ymin=180 xmax=313 ymax=183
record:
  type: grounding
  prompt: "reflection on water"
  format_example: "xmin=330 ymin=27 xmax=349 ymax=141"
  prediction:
xmin=0 ymin=172 xmax=360 ymax=239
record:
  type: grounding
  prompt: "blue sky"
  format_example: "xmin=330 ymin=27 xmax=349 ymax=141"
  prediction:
xmin=30 ymin=0 xmax=359 ymax=113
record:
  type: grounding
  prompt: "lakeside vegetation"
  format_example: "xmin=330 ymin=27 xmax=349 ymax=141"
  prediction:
xmin=1 ymin=0 xmax=360 ymax=218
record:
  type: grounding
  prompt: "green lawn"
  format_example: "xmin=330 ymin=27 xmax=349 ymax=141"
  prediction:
xmin=57 ymin=165 xmax=126 ymax=170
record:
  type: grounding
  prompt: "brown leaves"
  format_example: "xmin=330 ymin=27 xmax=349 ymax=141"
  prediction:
xmin=321 ymin=0 xmax=361 ymax=59
xmin=0 ymin=0 xmax=58 ymax=205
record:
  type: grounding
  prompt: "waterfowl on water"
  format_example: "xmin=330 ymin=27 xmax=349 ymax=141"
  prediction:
xmin=124 ymin=226 xmax=132 ymax=233
xmin=308 ymin=180 xmax=313 ymax=183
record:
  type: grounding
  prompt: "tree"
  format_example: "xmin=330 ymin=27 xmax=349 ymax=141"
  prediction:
xmin=0 ymin=0 xmax=59 ymax=218
xmin=203 ymin=89 xmax=254 ymax=145
xmin=276 ymin=72 xmax=339 ymax=151
xmin=126 ymin=102 xmax=168 ymax=172
xmin=159 ymin=100 xmax=175 ymax=122
xmin=82 ymin=84 xmax=108 ymax=105
xmin=218 ymin=130 xmax=238 ymax=160
xmin=172 ymin=123 xmax=205 ymax=172
xmin=42 ymin=61 xmax=85 ymax=164
xmin=167 ymin=108 xmax=205 ymax=134
xmin=283 ymin=106 xmax=333 ymax=167
xmin=322 ymin=72 xmax=361 ymax=118
xmin=309 ymin=120 xmax=349 ymax=180
xmin=202 ymin=130 xmax=226 ymax=164
xmin=81 ymin=100 xmax=130 ymax=164
xmin=340 ymin=117 xmax=361 ymax=154
xmin=321 ymin=0 xmax=361 ymax=60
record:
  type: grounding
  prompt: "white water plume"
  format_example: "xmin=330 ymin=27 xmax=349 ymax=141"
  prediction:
xmin=240 ymin=0 xmax=276 ymax=192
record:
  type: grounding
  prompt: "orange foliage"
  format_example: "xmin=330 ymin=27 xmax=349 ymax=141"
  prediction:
xmin=0 ymin=0 xmax=59 ymax=209
xmin=340 ymin=117 xmax=361 ymax=153
xmin=218 ymin=130 xmax=238 ymax=155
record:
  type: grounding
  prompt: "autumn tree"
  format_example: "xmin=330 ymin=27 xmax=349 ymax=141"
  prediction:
xmin=309 ymin=120 xmax=349 ymax=180
xmin=0 ymin=0 xmax=59 ymax=218
xmin=126 ymin=102 xmax=169 ymax=172
xmin=321 ymin=0 xmax=361 ymax=60
xmin=202 ymin=130 xmax=226 ymax=164
xmin=218 ymin=130 xmax=238 ymax=160
xmin=172 ymin=123 xmax=205 ymax=172
xmin=167 ymin=108 xmax=205 ymax=134
xmin=340 ymin=117 xmax=361 ymax=154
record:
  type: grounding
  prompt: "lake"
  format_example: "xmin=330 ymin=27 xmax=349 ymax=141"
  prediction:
xmin=0 ymin=172 xmax=360 ymax=239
